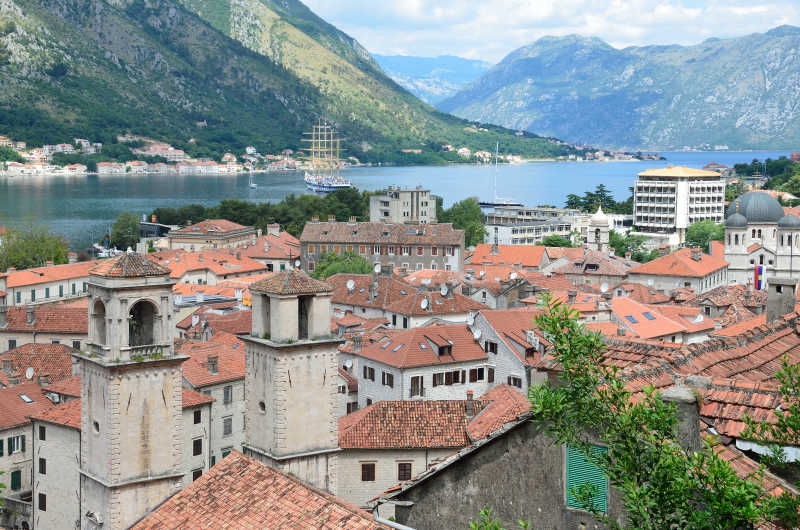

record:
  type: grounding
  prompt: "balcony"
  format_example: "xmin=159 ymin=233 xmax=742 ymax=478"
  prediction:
xmin=121 ymin=344 xmax=171 ymax=360
xmin=2 ymin=490 xmax=32 ymax=528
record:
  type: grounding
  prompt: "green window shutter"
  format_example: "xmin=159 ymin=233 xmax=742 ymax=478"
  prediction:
xmin=6 ymin=437 xmax=11 ymax=453
xmin=21 ymin=435 xmax=25 ymax=453
xmin=11 ymin=470 xmax=21 ymax=491
xmin=210 ymin=455 xmax=216 ymax=467
xmin=566 ymin=444 xmax=608 ymax=514
xmin=0 ymin=438 xmax=4 ymax=456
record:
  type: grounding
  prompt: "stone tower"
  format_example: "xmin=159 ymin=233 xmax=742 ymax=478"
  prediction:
xmin=243 ymin=270 xmax=343 ymax=493
xmin=76 ymin=252 xmax=186 ymax=529
xmin=766 ymin=277 xmax=798 ymax=324
xmin=588 ymin=206 xmax=610 ymax=252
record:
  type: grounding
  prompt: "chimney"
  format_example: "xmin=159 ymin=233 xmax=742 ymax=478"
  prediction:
xmin=465 ymin=390 xmax=475 ymax=418
xmin=766 ymin=278 xmax=798 ymax=324
xmin=311 ymin=216 xmax=320 ymax=224
xmin=198 ymin=253 xmax=203 ymax=263
xmin=328 ymin=215 xmax=336 ymax=223
xmin=353 ymin=335 xmax=362 ymax=352
xmin=625 ymin=252 xmax=631 ymax=261
xmin=46 ymin=260 xmax=54 ymax=267
xmin=207 ymin=356 xmax=218 ymax=375
xmin=236 ymin=251 xmax=241 ymax=260
xmin=567 ymin=290 xmax=577 ymax=304
xmin=26 ymin=306 xmax=35 ymax=325
xmin=602 ymin=292 xmax=613 ymax=302
xmin=348 ymin=216 xmax=357 ymax=225
xmin=616 ymin=326 xmax=626 ymax=336
xmin=380 ymin=264 xmax=393 ymax=276
xmin=267 ymin=223 xmax=280 ymax=236
xmin=690 ymin=248 xmax=702 ymax=262
xmin=660 ymin=386 xmax=700 ymax=451
xmin=490 ymin=242 xmax=498 ymax=255
xmin=659 ymin=245 xmax=669 ymax=257
xmin=0 ymin=305 xmax=6 ymax=327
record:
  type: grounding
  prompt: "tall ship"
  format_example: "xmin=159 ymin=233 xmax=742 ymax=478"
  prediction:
xmin=302 ymin=121 xmax=353 ymax=194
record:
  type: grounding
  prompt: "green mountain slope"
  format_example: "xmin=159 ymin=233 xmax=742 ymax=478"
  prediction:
xmin=0 ymin=0 xmax=573 ymax=162
xmin=440 ymin=27 xmax=800 ymax=150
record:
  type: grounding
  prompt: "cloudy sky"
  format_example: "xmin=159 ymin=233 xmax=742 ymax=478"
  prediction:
xmin=303 ymin=0 xmax=800 ymax=63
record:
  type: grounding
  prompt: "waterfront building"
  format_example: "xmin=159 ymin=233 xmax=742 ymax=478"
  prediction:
xmin=723 ymin=191 xmax=800 ymax=286
xmin=301 ymin=218 xmax=464 ymax=272
xmin=166 ymin=219 xmax=258 ymax=251
xmin=486 ymin=205 xmax=582 ymax=224
xmin=632 ymin=166 xmax=725 ymax=246
xmin=369 ymin=185 xmax=437 ymax=224
xmin=0 ymin=260 xmax=98 ymax=306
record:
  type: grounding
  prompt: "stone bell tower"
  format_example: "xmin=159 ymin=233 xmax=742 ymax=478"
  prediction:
xmin=587 ymin=206 xmax=610 ymax=252
xmin=76 ymin=252 xmax=186 ymax=530
xmin=243 ymin=270 xmax=343 ymax=493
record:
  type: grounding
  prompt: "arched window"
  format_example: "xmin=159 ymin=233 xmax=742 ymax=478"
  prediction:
xmin=735 ymin=234 xmax=739 ymax=245
xmin=93 ymin=300 xmax=107 ymax=346
xmin=129 ymin=300 xmax=157 ymax=347
xmin=752 ymin=229 xmax=756 ymax=238
xmin=759 ymin=255 xmax=764 ymax=265
xmin=773 ymin=229 xmax=777 ymax=238
xmin=758 ymin=229 xmax=762 ymax=239
xmin=781 ymin=235 xmax=784 ymax=247
xmin=727 ymin=234 xmax=731 ymax=245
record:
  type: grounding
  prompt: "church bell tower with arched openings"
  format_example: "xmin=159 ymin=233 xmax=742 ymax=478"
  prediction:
xmin=77 ymin=251 xmax=186 ymax=530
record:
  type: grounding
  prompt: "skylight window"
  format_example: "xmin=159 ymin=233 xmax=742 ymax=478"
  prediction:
xmin=359 ymin=288 xmax=366 ymax=293
xmin=19 ymin=394 xmax=33 ymax=403
xmin=400 ymin=290 xmax=407 ymax=295
xmin=380 ymin=341 xmax=392 ymax=350
xmin=625 ymin=315 xmax=638 ymax=324
xmin=419 ymin=342 xmax=427 ymax=349
xmin=392 ymin=344 xmax=403 ymax=352
xmin=642 ymin=312 xmax=656 ymax=321
xmin=583 ymin=296 xmax=591 ymax=302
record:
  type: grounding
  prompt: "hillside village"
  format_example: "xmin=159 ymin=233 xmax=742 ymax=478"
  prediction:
xmin=1 ymin=177 xmax=800 ymax=528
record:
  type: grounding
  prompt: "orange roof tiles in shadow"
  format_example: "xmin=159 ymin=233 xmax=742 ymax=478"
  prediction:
xmin=132 ymin=451 xmax=387 ymax=529
xmin=0 ymin=305 xmax=87 ymax=333
xmin=90 ymin=252 xmax=170 ymax=278
xmin=176 ymin=306 xmax=252 ymax=337
xmin=0 ymin=343 xmax=76 ymax=388
xmin=353 ymin=324 xmax=487 ymax=368
xmin=249 ymin=269 xmax=331 ymax=295
xmin=612 ymin=282 xmax=670 ymax=305
xmin=170 ymin=219 xmax=251 ymax=235
xmin=466 ymin=384 xmax=532 ymax=441
xmin=628 ymin=247 xmax=728 ymax=278
xmin=242 ymin=232 xmax=300 ymax=261
xmin=29 ymin=397 xmax=82 ymax=429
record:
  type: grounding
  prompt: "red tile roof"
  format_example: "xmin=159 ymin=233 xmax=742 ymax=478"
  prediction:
xmin=170 ymin=219 xmax=251 ymax=235
xmin=242 ymin=233 xmax=300 ymax=261
xmin=338 ymin=368 xmax=358 ymax=393
xmin=613 ymin=282 xmax=670 ymax=304
xmin=176 ymin=306 xmax=252 ymax=337
xmin=5 ymin=260 xmax=99 ymax=287
xmin=1 ymin=306 xmax=87 ymax=333
xmin=353 ymin=324 xmax=487 ymax=368
xmin=712 ymin=314 xmax=767 ymax=337
xmin=628 ymin=248 xmax=728 ymax=278
xmin=90 ymin=252 xmax=170 ymax=278
xmin=250 ymin=269 xmax=332 ymax=295
xmin=181 ymin=388 xmax=215 ymax=408
xmin=0 ymin=343 xmax=75 ymax=387
xmin=469 ymin=244 xmax=545 ymax=268
xmin=552 ymin=249 xmax=637 ymax=278
xmin=544 ymin=247 xmax=585 ymax=261
xmin=710 ymin=240 xmax=724 ymax=259
xmin=0 ymin=383 xmax=56 ymax=429
xmin=301 ymin=221 xmax=463 ymax=246
xmin=466 ymin=384 xmax=531 ymax=441
xmin=46 ymin=374 xmax=81 ymax=397
xmin=132 ymin=451 xmax=386 ymax=529
xmin=179 ymin=340 xmax=246 ymax=387
xmin=610 ymin=297 xmax=698 ymax=340
xmin=29 ymin=398 xmax=81 ymax=429
xmin=149 ymin=250 xmax=268 ymax=280
xmin=479 ymin=308 xmax=549 ymax=367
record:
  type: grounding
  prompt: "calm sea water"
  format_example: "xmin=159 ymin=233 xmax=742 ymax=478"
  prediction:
xmin=0 ymin=151 xmax=790 ymax=249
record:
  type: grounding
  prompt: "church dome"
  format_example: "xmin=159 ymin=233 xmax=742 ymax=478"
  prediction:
xmin=726 ymin=213 xmax=748 ymax=228
xmin=590 ymin=206 xmax=609 ymax=226
xmin=726 ymin=191 xmax=784 ymax=224
xmin=778 ymin=214 xmax=800 ymax=228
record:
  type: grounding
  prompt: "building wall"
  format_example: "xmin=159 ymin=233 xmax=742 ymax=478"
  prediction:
xmin=338 ymin=448 xmax=454 ymax=509
xmin=182 ymin=403 xmax=212 ymax=483
xmin=391 ymin=421 xmax=625 ymax=530
xmin=167 ymin=231 xmax=257 ymax=251
xmin=191 ymin=379 xmax=245 ymax=466
xmin=0 ymin=330 xmax=87 ymax=353
xmin=32 ymin=421 xmax=80 ymax=530
xmin=627 ymin=268 xmax=727 ymax=295
xmin=471 ymin=312 xmax=532 ymax=391
xmin=304 ymin=244 xmax=463 ymax=273
xmin=6 ymin=279 xmax=89 ymax=306
xmin=565 ymin=272 xmax=627 ymax=288
xmin=0 ymin=424 xmax=33 ymax=495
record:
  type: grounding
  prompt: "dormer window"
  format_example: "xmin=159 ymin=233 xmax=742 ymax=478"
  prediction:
xmin=208 ymin=356 xmax=218 ymax=375
xmin=437 ymin=345 xmax=452 ymax=356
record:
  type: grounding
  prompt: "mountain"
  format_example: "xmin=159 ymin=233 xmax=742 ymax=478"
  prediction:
xmin=0 ymin=0 xmax=573 ymax=163
xmin=439 ymin=27 xmax=800 ymax=150
xmin=372 ymin=54 xmax=491 ymax=104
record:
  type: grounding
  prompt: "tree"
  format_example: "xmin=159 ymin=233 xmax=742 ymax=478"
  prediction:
xmin=439 ymin=198 xmax=487 ymax=247
xmin=528 ymin=298 xmax=797 ymax=529
xmin=685 ymin=220 xmax=724 ymax=250
xmin=110 ymin=211 xmax=140 ymax=250
xmin=312 ymin=251 xmax=374 ymax=279
xmin=538 ymin=235 xmax=573 ymax=247
xmin=0 ymin=225 xmax=69 ymax=271
xmin=469 ymin=508 xmax=529 ymax=529
xmin=0 ymin=146 xmax=22 ymax=163
xmin=608 ymin=230 xmax=657 ymax=263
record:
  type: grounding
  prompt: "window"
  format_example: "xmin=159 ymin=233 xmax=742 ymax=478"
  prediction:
xmin=392 ymin=315 xmax=397 ymax=327
xmin=307 ymin=245 xmax=316 ymax=254
xmin=38 ymin=493 xmax=46 ymax=512
xmin=431 ymin=247 xmax=438 ymax=256
xmin=361 ymin=462 xmax=376 ymax=481
xmin=72 ymin=340 xmax=81 ymax=350
xmin=31 ymin=289 xmax=36 ymax=301
xmin=566 ymin=444 xmax=608 ymax=513
xmin=347 ymin=402 xmax=359 ymax=414
xmin=360 ymin=245 xmax=367 ymax=254
xmin=508 ymin=376 xmax=522 ymax=388
xmin=223 ymin=385 xmax=233 ymax=404
xmin=488 ymin=367 xmax=495 ymax=383
xmin=11 ymin=470 xmax=21 ymax=491
xmin=308 ymin=261 xmax=315 ymax=271
xmin=484 ymin=341 xmax=498 ymax=354
xmin=192 ymin=469 xmax=203 ymax=481
xmin=51 ymin=339 xmax=59 ymax=345
xmin=382 ymin=371 xmax=394 ymax=388
xmin=469 ymin=368 xmax=485 ymax=382
xmin=222 ymin=447 xmax=232 ymax=458
xmin=642 ymin=312 xmax=656 ymax=321
xmin=16 ymin=292 xmax=20 ymax=304
xmin=363 ymin=366 xmax=375 ymax=381
xmin=8 ymin=339 xmax=16 ymax=350
xmin=433 ymin=372 xmax=444 ymax=386
xmin=39 ymin=457 xmax=46 ymax=474
xmin=403 ymin=317 xmax=408 ymax=328
xmin=39 ymin=425 xmax=46 ymax=441
xmin=9 ymin=435 xmax=24 ymax=454
xmin=398 ymin=462 xmax=412 ymax=481
xmin=417 ymin=246 xmax=423 ymax=256
xmin=410 ymin=375 xmax=424 ymax=397
xmin=338 ymin=385 xmax=346 ymax=394
xmin=194 ymin=410 xmax=202 ymax=424
xmin=59 ymin=285 xmax=63 ymax=297
xmin=704 ymin=306 xmax=711 ymax=316
xmin=402 ymin=246 xmax=410 ymax=255
xmin=192 ymin=438 xmax=202 ymax=456
xmin=45 ymin=287 xmax=50 ymax=298
xmin=223 ymin=417 xmax=233 ymax=436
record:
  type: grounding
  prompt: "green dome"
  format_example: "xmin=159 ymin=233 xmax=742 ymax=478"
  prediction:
xmin=726 ymin=192 xmax=784 ymax=224
xmin=726 ymin=213 xmax=747 ymax=228
xmin=778 ymin=214 xmax=800 ymax=228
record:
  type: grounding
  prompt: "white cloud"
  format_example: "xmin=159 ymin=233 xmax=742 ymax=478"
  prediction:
xmin=303 ymin=0 xmax=800 ymax=62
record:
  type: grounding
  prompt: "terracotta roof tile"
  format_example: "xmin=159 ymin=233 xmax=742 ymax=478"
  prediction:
xmin=46 ymin=374 xmax=81 ymax=397
xmin=150 ymin=250 xmax=268 ymax=280
xmin=242 ymin=233 xmax=300 ymax=261
xmin=467 ymin=384 xmax=531 ymax=440
xmin=5 ymin=260 xmax=99 ymax=288
xmin=338 ymin=368 xmax=358 ymax=393
xmin=29 ymin=398 xmax=81 ymax=429
xmin=179 ymin=340 xmax=245 ymax=387
xmin=90 ymin=252 xmax=170 ymax=278
xmin=628 ymin=248 xmax=728 ymax=278
xmin=0 ymin=383 xmax=56 ymax=429
xmin=181 ymin=388 xmax=215 ymax=408
xmin=0 ymin=343 xmax=75 ymax=388
xmin=132 ymin=451 xmax=386 ymax=529
xmin=0 ymin=305 xmax=87 ymax=333
xmin=249 ymin=269 xmax=332 ymax=295
xmin=177 ymin=306 xmax=252 ymax=337
xmin=170 ymin=219 xmax=251 ymax=235
xmin=353 ymin=324 xmax=487 ymax=368
xmin=552 ymin=249 xmax=638 ymax=277
xmin=479 ymin=308 xmax=549 ymax=367
xmin=612 ymin=283 xmax=670 ymax=304
xmin=301 ymin=221 xmax=463 ymax=246
xmin=469 ymin=244 xmax=545 ymax=268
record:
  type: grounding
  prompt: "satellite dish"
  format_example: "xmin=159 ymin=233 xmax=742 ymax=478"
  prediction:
xmin=421 ymin=278 xmax=431 ymax=286
xmin=601 ymin=282 xmax=608 ymax=293
xmin=373 ymin=263 xmax=381 ymax=274
xmin=647 ymin=279 xmax=654 ymax=286
xmin=294 ymin=259 xmax=301 ymax=268
xmin=693 ymin=314 xmax=704 ymax=323
xmin=25 ymin=367 xmax=34 ymax=380
xmin=440 ymin=285 xmax=448 ymax=297
xmin=346 ymin=279 xmax=355 ymax=292
xmin=421 ymin=298 xmax=429 ymax=310
xmin=344 ymin=359 xmax=353 ymax=369
xmin=509 ymin=272 xmax=518 ymax=280
xmin=479 ymin=270 xmax=485 ymax=278
xmin=473 ymin=329 xmax=482 ymax=341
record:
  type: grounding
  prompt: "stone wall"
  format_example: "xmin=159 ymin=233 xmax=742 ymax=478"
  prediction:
xmin=32 ymin=421 xmax=80 ymax=530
